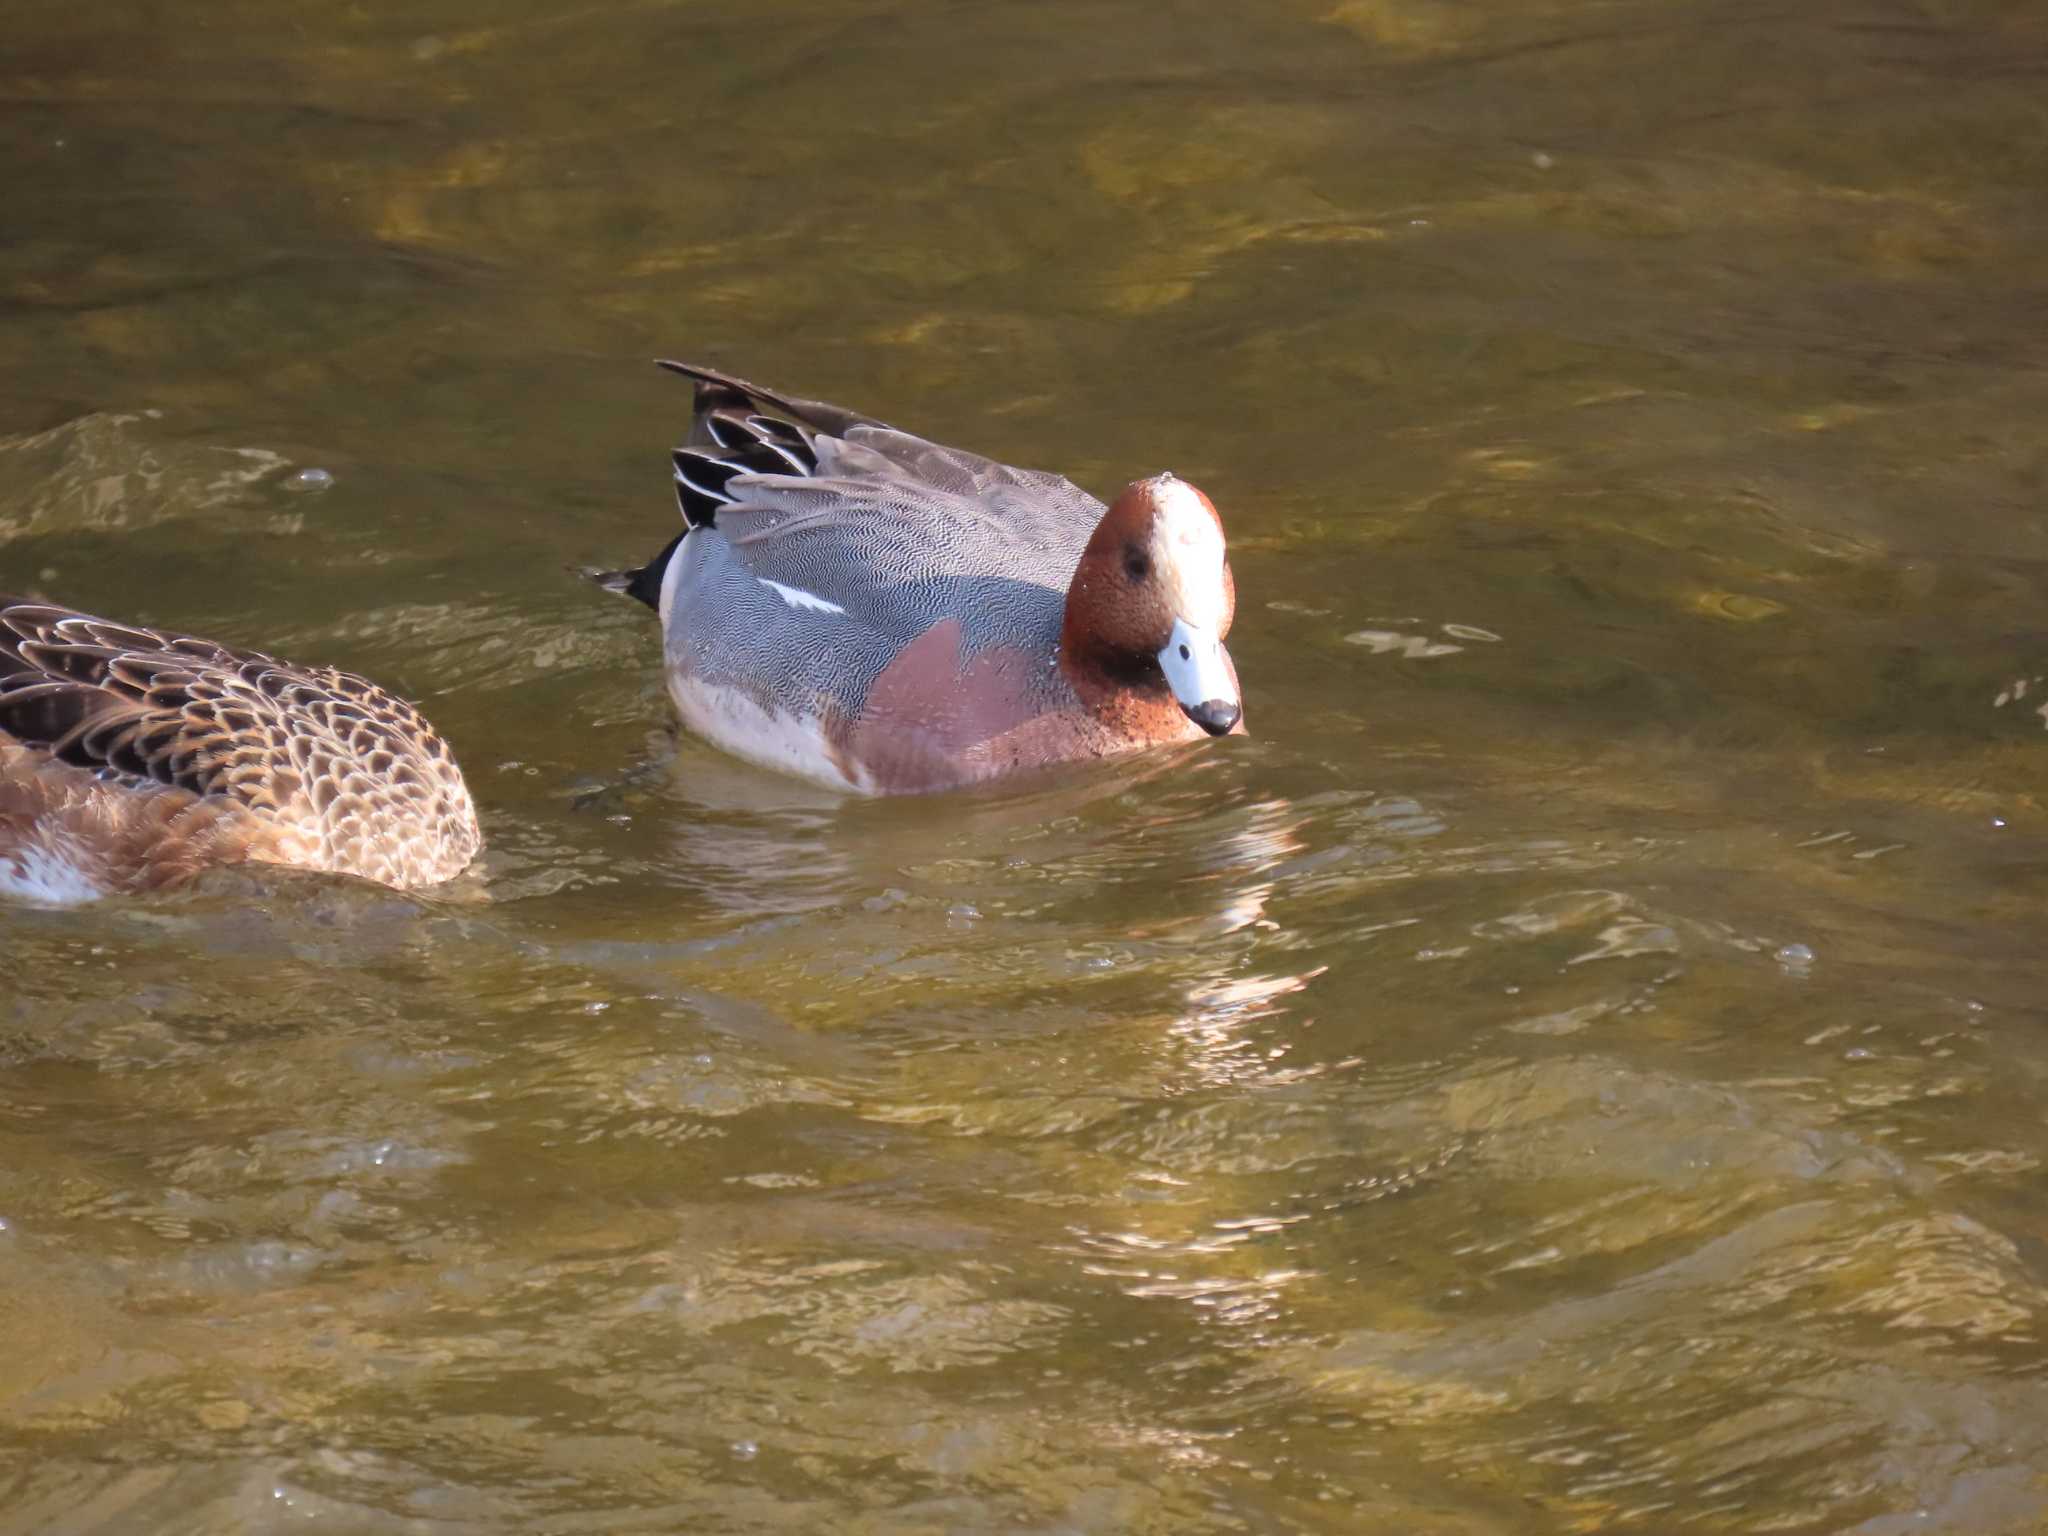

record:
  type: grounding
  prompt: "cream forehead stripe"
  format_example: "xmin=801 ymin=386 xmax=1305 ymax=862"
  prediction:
xmin=1151 ymin=477 xmax=1228 ymax=630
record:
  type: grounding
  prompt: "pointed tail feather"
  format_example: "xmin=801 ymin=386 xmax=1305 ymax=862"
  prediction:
xmin=657 ymin=359 xmax=888 ymax=441
xmin=580 ymin=531 xmax=684 ymax=613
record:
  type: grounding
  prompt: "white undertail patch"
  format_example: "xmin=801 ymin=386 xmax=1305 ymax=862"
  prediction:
xmin=1 ymin=843 xmax=107 ymax=905
xmin=758 ymin=578 xmax=847 ymax=616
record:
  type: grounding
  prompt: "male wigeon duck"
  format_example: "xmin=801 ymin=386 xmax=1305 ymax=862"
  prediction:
xmin=607 ymin=361 xmax=1245 ymax=794
xmin=0 ymin=598 xmax=480 ymax=901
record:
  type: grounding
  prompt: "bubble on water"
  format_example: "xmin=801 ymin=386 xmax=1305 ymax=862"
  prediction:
xmin=730 ymin=1439 xmax=759 ymax=1461
xmin=1843 ymin=1046 xmax=1875 ymax=1062
xmin=1992 ymin=816 xmax=2007 ymax=829
xmin=284 ymin=466 xmax=334 ymax=493
xmin=1775 ymin=943 xmax=1815 ymax=974
xmin=1531 ymin=150 xmax=1556 ymax=170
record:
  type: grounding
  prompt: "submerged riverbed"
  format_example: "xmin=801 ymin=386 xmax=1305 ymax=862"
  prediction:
xmin=4 ymin=0 xmax=2048 ymax=1530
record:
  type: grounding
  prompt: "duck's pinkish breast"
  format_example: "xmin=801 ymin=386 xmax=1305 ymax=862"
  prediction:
xmin=837 ymin=619 xmax=1221 ymax=793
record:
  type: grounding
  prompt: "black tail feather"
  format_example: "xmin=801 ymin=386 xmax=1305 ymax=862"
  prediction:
xmin=590 ymin=360 xmax=867 ymax=617
xmin=583 ymin=531 xmax=684 ymax=613
xmin=656 ymin=358 xmax=887 ymax=441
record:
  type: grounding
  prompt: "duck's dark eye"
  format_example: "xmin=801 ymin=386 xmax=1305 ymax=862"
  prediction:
xmin=1122 ymin=544 xmax=1151 ymax=582
xmin=1178 ymin=643 xmax=1190 ymax=660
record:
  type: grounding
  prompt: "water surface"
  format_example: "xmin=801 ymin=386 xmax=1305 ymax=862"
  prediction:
xmin=4 ymin=0 xmax=2048 ymax=1530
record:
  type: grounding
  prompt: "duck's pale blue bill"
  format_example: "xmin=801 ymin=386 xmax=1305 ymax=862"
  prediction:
xmin=1159 ymin=618 xmax=1241 ymax=736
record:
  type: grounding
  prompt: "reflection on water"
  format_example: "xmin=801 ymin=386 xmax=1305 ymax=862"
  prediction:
xmin=6 ymin=0 xmax=2048 ymax=1530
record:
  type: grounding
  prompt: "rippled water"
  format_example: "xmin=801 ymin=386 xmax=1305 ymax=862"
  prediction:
xmin=5 ymin=0 xmax=2048 ymax=1530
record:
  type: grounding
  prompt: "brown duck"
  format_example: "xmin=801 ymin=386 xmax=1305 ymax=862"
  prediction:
xmin=0 ymin=597 xmax=480 ymax=900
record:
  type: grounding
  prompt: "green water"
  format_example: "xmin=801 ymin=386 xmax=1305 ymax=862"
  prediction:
xmin=4 ymin=0 xmax=2048 ymax=1530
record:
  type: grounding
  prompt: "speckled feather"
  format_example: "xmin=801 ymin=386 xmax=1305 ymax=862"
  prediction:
xmin=0 ymin=598 xmax=480 ymax=896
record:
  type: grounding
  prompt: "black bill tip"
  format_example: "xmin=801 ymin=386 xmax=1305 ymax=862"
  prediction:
xmin=1184 ymin=698 xmax=1241 ymax=736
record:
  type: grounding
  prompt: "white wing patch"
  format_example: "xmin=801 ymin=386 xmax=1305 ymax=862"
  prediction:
xmin=758 ymin=578 xmax=847 ymax=616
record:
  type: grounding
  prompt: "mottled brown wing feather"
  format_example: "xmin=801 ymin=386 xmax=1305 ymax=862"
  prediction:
xmin=0 ymin=599 xmax=294 ymax=796
xmin=0 ymin=597 xmax=480 ymax=889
